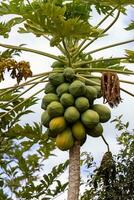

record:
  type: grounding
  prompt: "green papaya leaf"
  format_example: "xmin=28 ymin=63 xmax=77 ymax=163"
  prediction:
xmin=125 ymin=21 xmax=134 ymax=31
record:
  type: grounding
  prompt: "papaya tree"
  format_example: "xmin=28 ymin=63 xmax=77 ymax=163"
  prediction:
xmin=0 ymin=1 xmax=134 ymax=199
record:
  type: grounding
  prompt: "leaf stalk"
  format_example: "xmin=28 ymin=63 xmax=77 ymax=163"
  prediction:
xmin=73 ymin=9 xmax=121 ymax=59
xmin=73 ymin=7 xmax=118 ymax=59
xmin=73 ymin=57 xmax=128 ymax=67
xmin=0 ymin=43 xmax=66 ymax=63
xmin=86 ymin=39 xmax=134 ymax=55
xmin=75 ymin=68 xmax=134 ymax=75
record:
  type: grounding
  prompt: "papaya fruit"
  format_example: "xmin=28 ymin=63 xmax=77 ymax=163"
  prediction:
xmin=94 ymin=86 xmax=102 ymax=98
xmin=69 ymin=80 xmax=86 ymax=97
xmin=49 ymin=73 xmax=65 ymax=86
xmin=75 ymin=97 xmax=90 ymax=112
xmin=41 ymin=111 xmax=51 ymax=128
xmin=56 ymin=128 xmax=74 ymax=151
xmin=87 ymin=123 xmax=103 ymax=137
xmin=44 ymin=82 xmax=56 ymax=94
xmin=64 ymin=106 xmax=80 ymax=123
xmin=72 ymin=121 xmax=86 ymax=140
xmin=81 ymin=109 xmax=99 ymax=129
xmin=47 ymin=101 xmax=64 ymax=117
xmin=49 ymin=116 xmax=66 ymax=133
xmin=80 ymin=134 xmax=87 ymax=146
xmin=63 ymin=67 xmax=75 ymax=82
xmin=41 ymin=93 xmax=59 ymax=109
xmin=56 ymin=82 xmax=70 ymax=96
xmin=51 ymin=61 xmax=64 ymax=69
xmin=60 ymin=93 xmax=74 ymax=107
xmin=85 ymin=86 xmax=97 ymax=101
xmin=91 ymin=104 xmax=111 ymax=123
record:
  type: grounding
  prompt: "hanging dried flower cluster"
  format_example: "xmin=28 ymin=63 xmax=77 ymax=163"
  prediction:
xmin=0 ymin=58 xmax=32 ymax=83
xmin=101 ymin=72 xmax=122 ymax=108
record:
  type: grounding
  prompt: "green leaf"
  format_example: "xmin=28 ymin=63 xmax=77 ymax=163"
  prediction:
xmin=50 ymin=35 xmax=61 ymax=47
xmin=0 ymin=180 xmax=4 ymax=187
xmin=0 ymin=48 xmax=22 ymax=58
xmin=125 ymin=21 xmax=134 ymax=30
xmin=43 ymin=174 xmax=51 ymax=186
xmin=65 ymin=0 xmax=91 ymax=21
xmin=0 ymin=17 xmax=24 ymax=38
xmin=0 ymin=189 xmax=11 ymax=200
xmin=0 ymin=0 xmax=104 ymax=39
xmin=125 ymin=50 xmax=134 ymax=63
xmin=125 ymin=49 xmax=134 ymax=57
xmin=108 ymin=65 xmax=132 ymax=72
xmin=125 ymin=122 xmax=129 ymax=128
xmin=91 ymin=58 xmax=121 ymax=68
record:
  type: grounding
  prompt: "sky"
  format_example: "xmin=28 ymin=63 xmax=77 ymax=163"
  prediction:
xmin=0 ymin=5 xmax=134 ymax=200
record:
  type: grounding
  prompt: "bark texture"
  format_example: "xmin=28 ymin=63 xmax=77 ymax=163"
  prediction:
xmin=67 ymin=141 xmax=80 ymax=200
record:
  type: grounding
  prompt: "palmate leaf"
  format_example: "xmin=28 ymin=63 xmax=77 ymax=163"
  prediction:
xmin=6 ymin=122 xmax=42 ymax=139
xmin=115 ymin=0 xmax=134 ymax=5
xmin=12 ymin=160 xmax=69 ymax=200
xmin=53 ymin=17 xmax=101 ymax=38
xmin=20 ymin=16 xmax=101 ymax=39
xmin=75 ymin=0 xmax=132 ymax=15
xmin=0 ymin=0 xmax=103 ymax=39
xmin=0 ymin=90 xmax=38 ymax=132
xmin=33 ymin=160 xmax=69 ymax=199
xmin=0 ymin=57 xmax=32 ymax=83
xmin=0 ymin=0 xmax=26 ymax=15
xmin=0 ymin=21 xmax=12 ymax=38
xmin=19 ymin=1 xmax=101 ymax=39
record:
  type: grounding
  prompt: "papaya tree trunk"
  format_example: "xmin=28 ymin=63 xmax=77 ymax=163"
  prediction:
xmin=67 ymin=141 xmax=80 ymax=200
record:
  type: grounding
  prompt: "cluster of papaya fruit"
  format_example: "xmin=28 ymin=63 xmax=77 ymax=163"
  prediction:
xmin=41 ymin=62 xmax=111 ymax=151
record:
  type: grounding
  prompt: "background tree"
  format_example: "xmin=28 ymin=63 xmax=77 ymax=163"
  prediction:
xmin=0 ymin=1 xmax=134 ymax=200
xmin=81 ymin=116 xmax=134 ymax=200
